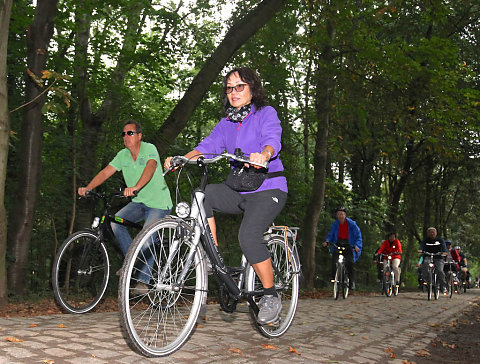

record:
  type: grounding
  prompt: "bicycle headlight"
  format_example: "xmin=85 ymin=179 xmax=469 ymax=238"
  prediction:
xmin=91 ymin=217 xmax=100 ymax=229
xmin=175 ymin=202 xmax=191 ymax=218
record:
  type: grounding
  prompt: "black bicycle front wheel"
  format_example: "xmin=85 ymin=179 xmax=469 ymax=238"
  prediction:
xmin=342 ymin=267 xmax=350 ymax=299
xmin=333 ymin=264 xmax=341 ymax=300
xmin=433 ymin=273 xmax=440 ymax=300
xmin=52 ymin=230 xmax=109 ymax=314
xmin=427 ymin=270 xmax=433 ymax=301
xmin=447 ymin=273 xmax=453 ymax=298
xmin=384 ymin=268 xmax=393 ymax=297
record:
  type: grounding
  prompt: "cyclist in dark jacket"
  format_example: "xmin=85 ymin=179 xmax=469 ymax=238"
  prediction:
xmin=322 ymin=207 xmax=363 ymax=290
xmin=418 ymin=227 xmax=447 ymax=293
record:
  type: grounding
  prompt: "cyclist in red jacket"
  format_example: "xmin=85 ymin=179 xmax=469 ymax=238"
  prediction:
xmin=375 ymin=232 xmax=402 ymax=286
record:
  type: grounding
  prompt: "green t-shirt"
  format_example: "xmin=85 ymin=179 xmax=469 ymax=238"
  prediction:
xmin=109 ymin=141 xmax=172 ymax=210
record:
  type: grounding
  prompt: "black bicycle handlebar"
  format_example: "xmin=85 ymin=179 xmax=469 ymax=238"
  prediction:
xmin=164 ymin=150 xmax=269 ymax=176
xmin=83 ymin=189 xmax=135 ymax=200
xmin=420 ymin=251 xmax=445 ymax=256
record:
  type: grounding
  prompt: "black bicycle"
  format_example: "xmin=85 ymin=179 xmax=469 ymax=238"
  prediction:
xmin=328 ymin=242 xmax=351 ymax=300
xmin=380 ymin=253 xmax=400 ymax=297
xmin=421 ymin=252 xmax=444 ymax=301
xmin=52 ymin=190 xmax=142 ymax=314
xmin=444 ymin=259 xmax=461 ymax=298
xmin=118 ymin=151 xmax=301 ymax=357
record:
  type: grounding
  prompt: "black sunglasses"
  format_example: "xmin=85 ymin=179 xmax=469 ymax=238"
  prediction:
xmin=225 ymin=83 xmax=248 ymax=94
xmin=122 ymin=130 xmax=140 ymax=137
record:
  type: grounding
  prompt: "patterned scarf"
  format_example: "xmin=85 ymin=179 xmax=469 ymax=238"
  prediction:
xmin=226 ymin=103 xmax=252 ymax=123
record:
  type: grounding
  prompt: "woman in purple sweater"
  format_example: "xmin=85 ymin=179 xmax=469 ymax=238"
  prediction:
xmin=165 ymin=67 xmax=287 ymax=325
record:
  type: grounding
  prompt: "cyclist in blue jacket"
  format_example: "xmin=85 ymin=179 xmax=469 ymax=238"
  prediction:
xmin=323 ymin=207 xmax=363 ymax=290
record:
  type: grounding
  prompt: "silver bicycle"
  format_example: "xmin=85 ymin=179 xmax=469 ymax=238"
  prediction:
xmin=118 ymin=151 xmax=301 ymax=357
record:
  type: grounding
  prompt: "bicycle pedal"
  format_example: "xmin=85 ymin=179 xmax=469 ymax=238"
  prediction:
xmin=262 ymin=319 xmax=280 ymax=327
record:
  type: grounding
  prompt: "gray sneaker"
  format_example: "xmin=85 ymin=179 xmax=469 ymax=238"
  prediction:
xmin=257 ymin=295 xmax=282 ymax=325
xmin=132 ymin=282 xmax=149 ymax=295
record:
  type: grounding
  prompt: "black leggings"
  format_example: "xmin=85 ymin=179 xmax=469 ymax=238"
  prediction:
xmin=203 ymin=184 xmax=287 ymax=264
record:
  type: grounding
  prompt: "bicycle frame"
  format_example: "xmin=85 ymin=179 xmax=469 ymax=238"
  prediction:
xmin=87 ymin=191 xmax=144 ymax=255
xmin=165 ymin=155 xmax=298 ymax=310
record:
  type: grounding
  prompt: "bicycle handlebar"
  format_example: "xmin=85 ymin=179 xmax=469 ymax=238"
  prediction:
xmin=83 ymin=189 xmax=134 ymax=200
xmin=164 ymin=151 xmax=269 ymax=176
xmin=420 ymin=251 xmax=445 ymax=257
xmin=326 ymin=241 xmax=354 ymax=250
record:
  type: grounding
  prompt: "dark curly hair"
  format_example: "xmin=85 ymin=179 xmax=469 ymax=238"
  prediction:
xmin=222 ymin=67 xmax=268 ymax=113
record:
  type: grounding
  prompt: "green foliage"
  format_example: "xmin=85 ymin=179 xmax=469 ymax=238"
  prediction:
xmin=5 ymin=0 xmax=480 ymax=294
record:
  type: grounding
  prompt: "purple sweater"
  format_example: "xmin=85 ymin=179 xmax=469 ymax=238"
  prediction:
xmin=196 ymin=104 xmax=288 ymax=194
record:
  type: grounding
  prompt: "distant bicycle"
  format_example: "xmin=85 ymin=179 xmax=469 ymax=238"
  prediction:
xmin=421 ymin=252 xmax=444 ymax=301
xmin=380 ymin=252 xmax=400 ymax=297
xmin=327 ymin=242 xmax=351 ymax=300
xmin=52 ymin=190 xmax=142 ymax=314
xmin=444 ymin=259 xmax=461 ymax=298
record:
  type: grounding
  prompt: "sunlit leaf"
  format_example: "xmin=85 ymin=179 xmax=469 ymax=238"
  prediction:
xmin=6 ymin=336 xmax=23 ymax=342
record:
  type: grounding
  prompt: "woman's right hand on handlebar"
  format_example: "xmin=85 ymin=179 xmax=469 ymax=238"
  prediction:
xmin=78 ymin=187 xmax=88 ymax=197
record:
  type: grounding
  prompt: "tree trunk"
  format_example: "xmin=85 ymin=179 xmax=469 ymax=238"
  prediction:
xmin=74 ymin=1 xmax=145 ymax=229
xmin=0 ymin=0 xmax=13 ymax=305
xmin=300 ymin=16 xmax=337 ymax=290
xmin=7 ymin=0 xmax=58 ymax=296
xmin=153 ymin=0 xmax=286 ymax=155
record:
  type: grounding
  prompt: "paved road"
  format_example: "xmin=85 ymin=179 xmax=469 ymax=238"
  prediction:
xmin=0 ymin=289 xmax=478 ymax=364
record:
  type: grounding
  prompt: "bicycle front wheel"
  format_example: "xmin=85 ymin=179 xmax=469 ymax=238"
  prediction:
xmin=447 ymin=273 xmax=453 ymax=298
xmin=384 ymin=269 xmax=393 ymax=297
xmin=342 ymin=267 xmax=350 ymax=299
xmin=333 ymin=264 xmax=341 ymax=300
xmin=433 ymin=273 xmax=440 ymax=300
xmin=52 ymin=230 xmax=109 ymax=314
xmin=246 ymin=236 xmax=300 ymax=338
xmin=118 ymin=218 xmax=207 ymax=357
xmin=427 ymin=270 xmax=433 ymax=301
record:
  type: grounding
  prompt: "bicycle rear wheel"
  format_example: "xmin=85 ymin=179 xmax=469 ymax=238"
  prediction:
xmin=118 ymin=218 xmax=207 ymax=357
xmin=52 ymin=230 xmax=109 ymax=314
xmin=333 ymin=264 xmax=341 ymax=300
xmin=247 ymin=236 xmax=300 ymax=338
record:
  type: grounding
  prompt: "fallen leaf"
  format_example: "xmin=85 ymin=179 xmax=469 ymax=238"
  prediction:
xmin=43 ymin=360 xmax=55 ymax=364
xmin=428 ymin=323 xmax=440 ymax=327
xmin=262 ymin=344 xmax=279 ymax=349
xmin=29 ymin=323 xmax=38 ymax=328
xmin=362 ymin=336 xmax=368 ymax=340
xmin=6 ymin=336 xmax=23 ymax=343
xmin=57 ymin=324 xmax=67 ymax=328
xmin=289 ymin=346 xmax=301 ymax=355
xmin=229 ymin=347 xmax=242 ymax=354
xmin=416 ymin=349 xmax=431 ymax=357
xmin=385 ymin=347 xmax=394 ymax=353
